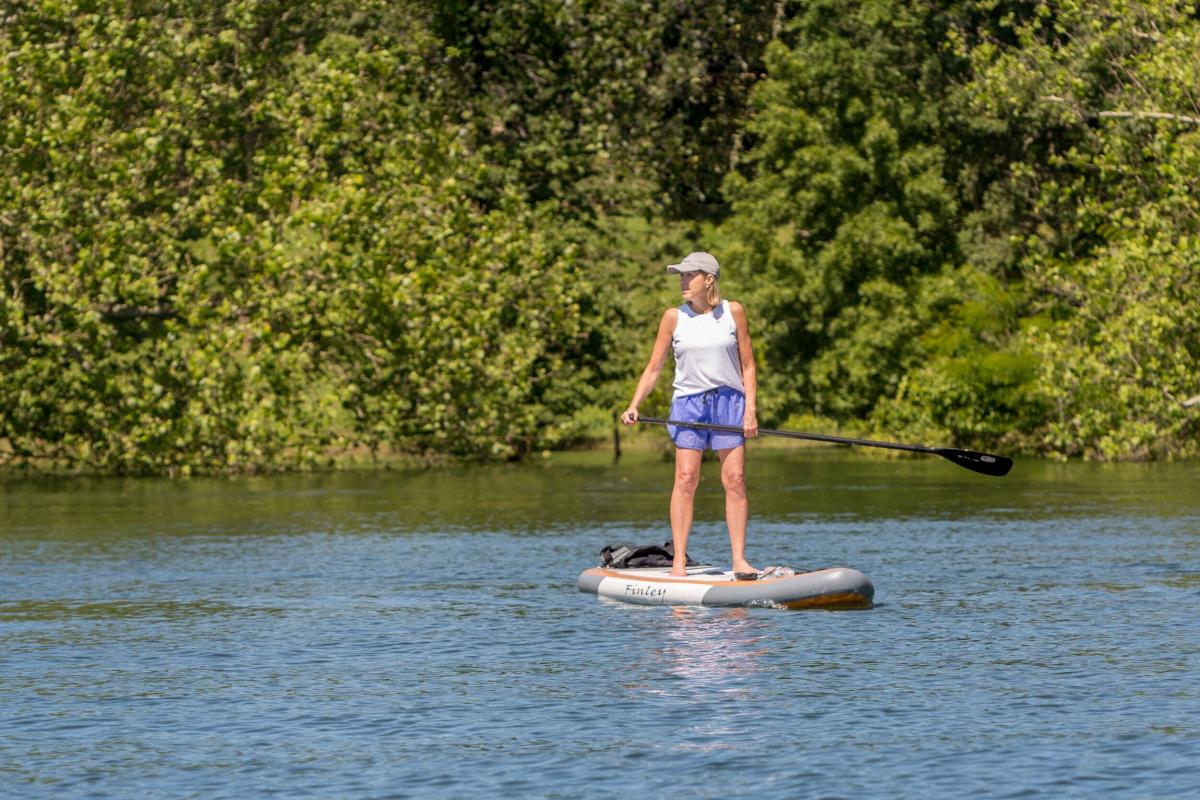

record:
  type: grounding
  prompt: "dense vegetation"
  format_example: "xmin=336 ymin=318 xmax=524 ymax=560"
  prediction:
xmin=2 ymin=0 xmax=1197 ymax=473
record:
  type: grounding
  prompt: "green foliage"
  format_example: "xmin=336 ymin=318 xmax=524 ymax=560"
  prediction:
xmin=721 ymin=0 xmax=1200 ymax=459
xmin=720 ymin=0 xmax=967 ymax=421
xmin=930 ymin=0 xmax=1200 ymax=458
xmin=0 ymin=1 xmax=590 ymax=471
xmin=871 ymin=271 xmax=1050 ymax=446
xmin=426 ymin=0 xmax=779 ymax=216
xmin=3 ymin=0 xmax=1199 ymax=472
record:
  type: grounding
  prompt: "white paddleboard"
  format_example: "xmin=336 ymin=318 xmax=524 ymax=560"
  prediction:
xmin=578 ymin=564 xmax=874 ymax=609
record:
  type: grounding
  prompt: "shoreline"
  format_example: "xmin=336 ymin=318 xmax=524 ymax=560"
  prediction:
xmin=4 ymin=433 xmax=1193 ymax=481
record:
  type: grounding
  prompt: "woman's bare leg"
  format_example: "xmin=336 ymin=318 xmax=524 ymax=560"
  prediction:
xmin=718 ymin=445 xmax=757 ymax=573
xmin=670 ymin=447 xmax=703 ymax=576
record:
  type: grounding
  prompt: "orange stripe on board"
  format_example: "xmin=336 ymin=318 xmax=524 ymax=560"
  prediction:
xmin=586 ymin=567 xmax=763 ymax=586
xmin=781 ymin=592 xmax=872 ymax=611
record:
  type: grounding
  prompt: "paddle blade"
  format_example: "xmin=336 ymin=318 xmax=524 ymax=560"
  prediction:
xmin=934 ymin=448 xmax=1013 ymax=477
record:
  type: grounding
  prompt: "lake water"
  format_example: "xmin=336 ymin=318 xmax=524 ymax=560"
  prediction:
xmin=2 ymin=450 xmax=1198 ymax=798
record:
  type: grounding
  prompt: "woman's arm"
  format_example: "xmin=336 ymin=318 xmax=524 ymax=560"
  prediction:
xmin=620 ymin=308 xmax=678 ymax=426
xmin=729 ymin=301 xmax=759 ymax=438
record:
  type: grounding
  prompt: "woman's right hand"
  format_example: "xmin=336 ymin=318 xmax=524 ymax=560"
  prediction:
xmin=620 ymin=407 xmax=639 ymax=426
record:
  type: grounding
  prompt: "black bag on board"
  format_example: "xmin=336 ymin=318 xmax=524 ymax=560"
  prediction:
xmin=600 ymin=541 xmax=699 ymax=569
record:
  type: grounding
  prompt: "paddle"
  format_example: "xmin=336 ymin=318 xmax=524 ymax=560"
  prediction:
xmin=637 ymin=416 xmax=1013 ymax=477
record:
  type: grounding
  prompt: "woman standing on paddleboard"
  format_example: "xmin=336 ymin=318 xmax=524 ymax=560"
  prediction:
xmin=620 ymin=251 xmax=759 ymax=577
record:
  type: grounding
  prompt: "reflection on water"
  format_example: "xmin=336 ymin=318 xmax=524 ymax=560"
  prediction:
xmin=655 ymin=608 xmax=770 ymax=691
xmin=0 ymin=599 xmax=252 ymax=622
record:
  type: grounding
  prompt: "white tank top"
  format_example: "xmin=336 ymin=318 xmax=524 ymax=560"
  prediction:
xmin=672 ymin=300 xmax=745 ymax=398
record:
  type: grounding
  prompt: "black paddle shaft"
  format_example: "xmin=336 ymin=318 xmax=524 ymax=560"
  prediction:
xmin=637 ymin=416 xmax=1013 ymax=477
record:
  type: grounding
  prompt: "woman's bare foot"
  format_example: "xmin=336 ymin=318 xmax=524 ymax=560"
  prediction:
xmin=732 ymin=560 xmax=759 ymax=575
xmin=670 ymin=560 xmax=689 ymax=577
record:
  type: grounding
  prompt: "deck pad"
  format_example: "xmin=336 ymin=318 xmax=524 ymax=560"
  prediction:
xmin=595 ymin=565 xmax=804 ymax=583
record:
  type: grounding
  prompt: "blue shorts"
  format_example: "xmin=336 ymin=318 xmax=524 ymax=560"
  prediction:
xmin=668 ymin=387 xmax=746 ymax=451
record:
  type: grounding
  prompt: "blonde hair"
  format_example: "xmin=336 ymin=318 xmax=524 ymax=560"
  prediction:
xmin=706 ymin=276 xmax=722 ymax=307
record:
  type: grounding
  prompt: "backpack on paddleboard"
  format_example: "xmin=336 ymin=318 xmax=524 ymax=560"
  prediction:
xmin=600 ymin=541 xmax=698 ymax=569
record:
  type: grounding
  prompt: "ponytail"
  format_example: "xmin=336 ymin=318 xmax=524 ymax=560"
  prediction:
xmin=706 ymin=276 xmax=722 ymax=307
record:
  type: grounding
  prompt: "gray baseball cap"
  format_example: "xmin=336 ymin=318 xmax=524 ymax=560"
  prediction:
xmin=666 ymin=251 xmax=720 ymax=277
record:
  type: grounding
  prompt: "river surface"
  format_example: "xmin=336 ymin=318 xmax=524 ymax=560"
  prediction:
xmin=2 ymin=450 xmax=1198 ymax=798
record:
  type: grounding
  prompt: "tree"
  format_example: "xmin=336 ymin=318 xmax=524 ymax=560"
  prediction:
xmin=888 ymin=0 xmax=1200 ymax=458
xmin=720 ymin=0 xmax=968 ymax=423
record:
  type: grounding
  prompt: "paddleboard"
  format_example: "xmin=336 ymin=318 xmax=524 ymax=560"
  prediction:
xmin=578 ymin=565 xmax=874 ymax=610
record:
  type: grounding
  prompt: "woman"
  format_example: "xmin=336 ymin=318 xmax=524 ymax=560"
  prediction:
xmin=620 ymin=251 xmax=759 ymax=577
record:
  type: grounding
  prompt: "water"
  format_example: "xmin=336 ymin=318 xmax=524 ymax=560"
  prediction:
xmin=2 ymin=451 xmax=1198 ymax=798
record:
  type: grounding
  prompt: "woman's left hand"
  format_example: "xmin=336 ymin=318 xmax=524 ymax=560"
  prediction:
xmin=744 ymin=410 xmax=759 ymax=439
